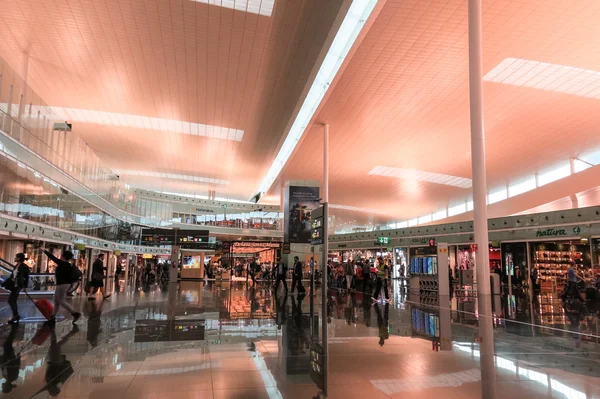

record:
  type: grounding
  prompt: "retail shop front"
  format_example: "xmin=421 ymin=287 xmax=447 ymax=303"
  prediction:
xmin=222 ymin=241 xmax=281 ymax=271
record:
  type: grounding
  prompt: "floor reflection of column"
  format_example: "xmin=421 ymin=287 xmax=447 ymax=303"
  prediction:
xmin=478 ymin=293 xmax=496 ymax=399
xmin=439 ymin=295 xmax=452 ymax=351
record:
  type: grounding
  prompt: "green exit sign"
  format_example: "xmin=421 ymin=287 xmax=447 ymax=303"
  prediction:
xmin=377 ymin=237 xmax=390 ymax=245
xmin=221 ymin=204 xmax=227 ymax=208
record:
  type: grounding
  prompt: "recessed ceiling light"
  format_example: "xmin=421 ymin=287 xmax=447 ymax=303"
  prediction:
xmin=369 ymin=166 xmax=472 ymax=188
xmin=190 ymin=0 xmax=275 ymax=17
xmin=484 ymin=57 xmax=600 ymax=98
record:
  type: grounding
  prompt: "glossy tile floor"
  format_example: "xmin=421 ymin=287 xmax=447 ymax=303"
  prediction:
xmin=0 ymin=280 xmax=598 ymax=398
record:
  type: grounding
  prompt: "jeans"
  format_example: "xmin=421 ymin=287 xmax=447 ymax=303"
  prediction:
xmin=53 ymin=284 xmax=77 ymax=317
xmin=374 ymin=277 xmax=389 ymax=300
xmin=346 ymin=275 xmax=353 ymax=290
xmin=8 ymin=288 xmax=20 ymax=318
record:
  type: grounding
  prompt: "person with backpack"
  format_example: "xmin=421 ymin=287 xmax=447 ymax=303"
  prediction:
xmin=41 ymin=248 xmax=81 ymax=324
xmin=3 ymin=253 xmax=30 ymax=324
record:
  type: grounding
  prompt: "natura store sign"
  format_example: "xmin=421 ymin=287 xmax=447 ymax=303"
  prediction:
xmin=535 ymin=226 xmax=581 ymax=238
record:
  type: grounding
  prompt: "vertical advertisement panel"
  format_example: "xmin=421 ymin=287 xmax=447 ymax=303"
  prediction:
xmin=284 ymin=186 xmax=320 ymax=244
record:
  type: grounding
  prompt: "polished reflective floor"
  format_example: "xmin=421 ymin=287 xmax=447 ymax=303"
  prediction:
xmin=0 ymin=280 xmax=598 ymax=398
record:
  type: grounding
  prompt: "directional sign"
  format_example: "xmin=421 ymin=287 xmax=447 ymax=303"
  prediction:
xmin=377 ymin=237 xmax=390 ymax=245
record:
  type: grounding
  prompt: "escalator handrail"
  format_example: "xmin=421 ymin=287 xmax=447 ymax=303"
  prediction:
xmin=0 ymin=257 xmax=14 ymax=273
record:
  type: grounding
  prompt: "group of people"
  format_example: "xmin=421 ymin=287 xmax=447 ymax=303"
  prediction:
xmin=328 ymin=257 xmax=392 ymax=301
xmin=4 ymin=250 xmax=111 ymax=325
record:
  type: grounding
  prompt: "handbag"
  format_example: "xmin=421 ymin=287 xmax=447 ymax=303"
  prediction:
xmin=71 ymin=265 xmax=83 ymax=283
xmin=1 ymin=276 xmax=15 ymax=291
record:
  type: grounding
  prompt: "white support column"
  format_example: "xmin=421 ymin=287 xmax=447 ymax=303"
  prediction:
xmin=468 ymin=0 xmax=496 ymax=397
xmin=322 ymin=123 xmax=329 ymax=398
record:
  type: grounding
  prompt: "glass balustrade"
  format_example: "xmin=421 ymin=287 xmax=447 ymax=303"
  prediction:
xmin=0 ymin=57 xmax=282 ymax=232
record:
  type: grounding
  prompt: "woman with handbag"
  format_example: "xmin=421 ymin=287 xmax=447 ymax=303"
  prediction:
xmin=4 ymin=253 xmax=30 ymax=324
xmin=88 ymin=253 xmax=110 ymax=300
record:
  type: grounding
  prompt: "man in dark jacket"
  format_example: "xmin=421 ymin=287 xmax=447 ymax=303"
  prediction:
xmin=6 ymin=253 xmax=30 ymax=324
xmin=42 ymin=248 xmax=81 ymax=324
xmin=274 ymin=258 xmax=288 ymax=294
xmin=290 ymin=256 xmax=304 ymax=294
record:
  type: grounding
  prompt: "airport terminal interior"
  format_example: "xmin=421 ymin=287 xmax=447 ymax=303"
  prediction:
xmin=1 ymin=0 xmax=600 ymax=398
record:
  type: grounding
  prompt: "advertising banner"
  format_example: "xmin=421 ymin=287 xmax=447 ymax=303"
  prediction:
xmin=284 ymin=186 xmax=320 ymax=244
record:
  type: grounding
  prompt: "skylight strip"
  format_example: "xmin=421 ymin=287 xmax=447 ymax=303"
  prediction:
xmin=484 ymin=58 xmax=600 ymax=99
xmin=190 ymin=0 xmax=275 ymax=17
xmin=114 ymin=170 xmax=229 ymax=185
xmin=255 ymin=0 xmax=379 ymax=196
xmin=20 ymin=105 xmax=244 ymax=142
xmin=368 ymin=166 xmax=472 ymax=188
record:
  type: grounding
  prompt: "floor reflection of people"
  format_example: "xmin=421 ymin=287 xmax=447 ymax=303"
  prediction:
xmin=1 ymin=324 xmax=21 ymax=393
xmin=362 ymin=295 xmax=372 ymax=327
xmin=374 ymin=303 xmax=389 ymax=347
xmin=276 ymin=293 xmax=288 ymax=330
xmin=40 ymin=326 xmax=78 ymax=396
xmin=87 ymin=300 xmax=104 ymax=347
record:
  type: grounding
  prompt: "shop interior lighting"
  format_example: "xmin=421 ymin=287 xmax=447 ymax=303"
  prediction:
xmin=191 ymin=0 xmax=275 ymax=16
xmin=484 ymin=58 xmax=600 ymax=98
xmin=20 ymin=105 xmax=244 ymax=142
xmin=255 ymin=0 xmax=379 ymax=197
xmin=369 ymin=166 xmax=472 ymax=188
xmin=114 ymin=170 xmax=229 ymax=185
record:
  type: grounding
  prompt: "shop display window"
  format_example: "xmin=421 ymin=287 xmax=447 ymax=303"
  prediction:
xmin=531 ymin=241 xmax=591 ymax=291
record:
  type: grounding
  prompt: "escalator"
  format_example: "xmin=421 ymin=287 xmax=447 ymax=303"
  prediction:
xmin=0 ymin=256 xmax=55 ymax=295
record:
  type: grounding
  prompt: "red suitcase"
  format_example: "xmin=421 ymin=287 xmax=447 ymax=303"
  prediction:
xmin=25 ymin=291 xmax=54 ymax=320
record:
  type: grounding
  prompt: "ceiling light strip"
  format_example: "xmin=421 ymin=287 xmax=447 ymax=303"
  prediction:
xmin=368 ymin=166 xmax=472 ymax=188
xmin=17 ymin=105 xmax=244 ymax=142
xmin=190 ymin=0 xmax=275 ymax=17
xmin=114 ymin=170 xmax=229 ymax=185
xmin=484 ymin=57 xmax=600 ymax=99
xmin=256 ymin=0 xmax=379 ymax=196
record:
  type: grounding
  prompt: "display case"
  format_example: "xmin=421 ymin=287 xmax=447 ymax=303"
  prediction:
xmin=532 ymin=242 xmax=590 ymax=292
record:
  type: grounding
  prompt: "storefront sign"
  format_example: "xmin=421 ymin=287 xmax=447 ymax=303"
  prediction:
xmin=282 ymin=243 xmax=291 ymax=254
xmin=535 ymin=228 xmax=568 ymax=237
xmin=232 ymin=241 xmax=281 ymax=249
xmin=142 ymin=254 xmax=153 ymax=259
xmin=411 ymin=237 xmax=434 ymax=245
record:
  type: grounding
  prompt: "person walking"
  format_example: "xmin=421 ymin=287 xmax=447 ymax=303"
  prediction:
xmin=41 ymin=248 xmax=81 ymax=324
xmin=359 ymin=258 xmax=370 ymax=293
xmin=290 ymin=256 xmax=304 ymax=294
xmin=344 ymin=261 xmax=354 ymax=291
xmin=4 ymin=253 xmax=30 ymax=324
xmin=374 ymin=257 xmax=389 ymax=302
xmin=249 ymin=258 xmax=259 ymax=286
xmin=274 ymin=258 xmax=288 ymax=294
xmin=88 ymin=253 xmax=110 ymax=300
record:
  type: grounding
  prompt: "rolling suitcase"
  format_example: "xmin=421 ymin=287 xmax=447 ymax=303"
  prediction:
xmin=24 ymin=291 xmax=54 ymax=320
